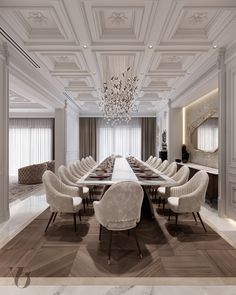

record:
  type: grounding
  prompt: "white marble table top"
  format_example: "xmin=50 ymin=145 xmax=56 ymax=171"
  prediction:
xmin=77 ymin=157 xmax=176 ymax=187
xmin=178 ymin=162 xmax=218 ymax=175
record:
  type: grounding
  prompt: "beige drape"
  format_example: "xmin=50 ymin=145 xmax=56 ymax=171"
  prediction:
xmin=79 ymin=118 xmax=97 ymax=160
xmin=141 ymin=117 xmax=156 ymax=161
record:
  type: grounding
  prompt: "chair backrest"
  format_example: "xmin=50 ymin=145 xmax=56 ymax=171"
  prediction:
xmin=172 ymin=165 xmax=190 ymax=185
xmin=152 ymin=158 xmax=162 ymax=169
xmin=96 ymin=181 xmax=144 ymax=230
xmin=42 ymin=170 xmax=62 ymax=205
xmin=177 ymin=170 xmax=209 ymax=212
xmin=158 ymin=160 xmax=169 ymax=172
xmin=162 ymin=162 xmax=177 ymax=177
xmin=146 ymin=156 xmax=153 ymax=164
xmin=149 ymin=156 xmax=157 ymax=166
xmin=58 ymin=165 xmax=76 ymax=186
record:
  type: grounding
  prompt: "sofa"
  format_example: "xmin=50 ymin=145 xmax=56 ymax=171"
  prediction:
xmin=18 ymin=160 xmax=55 ymax=184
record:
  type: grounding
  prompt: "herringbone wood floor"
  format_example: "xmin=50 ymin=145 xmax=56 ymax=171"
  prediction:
xmin=0 ymin=192 xmax=236 ymax=278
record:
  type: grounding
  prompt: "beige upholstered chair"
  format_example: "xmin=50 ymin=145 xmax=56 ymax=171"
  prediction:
xmin=157 ymin=165 xmax=190 ymax=210
xmin=167 ymin=170 xmax=209 ymax=232
xmin=162 ymin=162 xmax=177 ymax=177
xmin=42 ymin=170 xmax=83 ymax=232
xmin=157 ymin=160 xmax=169 ymax=172
xmin=58 ymin=165 xmax=89 ymax=212
xmin=151 ymin=158 xmax=162 ymax=169
xmin=89 ymin=155 xmax=97 ymax=166
xmin=145 ymin=156 xmax=153 ymax=164
xmin=148 ymin=156 xmax=157 ymax=166
xmin=93 ymin=181 xmax=144 ymax=264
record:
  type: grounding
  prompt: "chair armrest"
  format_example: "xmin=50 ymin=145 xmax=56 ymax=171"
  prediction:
xmin=178 ymin=191 xmax=202 ymax=212
xmin=60 ymin=183 xmax=79 ymax=197
xmin=50 ymin=192 xmax=74 ymax=212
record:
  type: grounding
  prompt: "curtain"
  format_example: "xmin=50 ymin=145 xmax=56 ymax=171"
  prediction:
xmin=9 ymin=118 xmax=53 ymax=175
xmin=197 ymin=117 xmax=218 ymax=152
xmin=141 ymin=117 xmax=156 ymax=161
xmin=79 ymin=118 xmax=97 ymax=160
xmin=96 ymin=118 xmax=141 ymax=162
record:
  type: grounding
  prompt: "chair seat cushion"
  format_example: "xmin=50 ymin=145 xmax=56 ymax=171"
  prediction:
xmin=83 ymin=186 xmax=89 ymax=194
xmin=72 ymin=197 xmax=83 ymax=211
xmin=157 ymin=186 xmax=166 ymax=196
xmin=168 ymin=197 xmax=179 ymax=212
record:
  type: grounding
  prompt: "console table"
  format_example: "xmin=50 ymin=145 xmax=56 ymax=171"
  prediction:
xmin=177 ymin=162 xmax=218 ymax=208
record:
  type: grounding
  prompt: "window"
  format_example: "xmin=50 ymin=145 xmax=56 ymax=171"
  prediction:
xmin=96 ymin=118 xmax=141 ymax=162
xmin=9 ymin=118 xmax=53 ymax=175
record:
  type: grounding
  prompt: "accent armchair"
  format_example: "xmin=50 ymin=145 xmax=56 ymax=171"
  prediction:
xmin=93 ymin=181 xmax=144 ymax=264
xmin=42 ymin=170 xmax=83 ymax=232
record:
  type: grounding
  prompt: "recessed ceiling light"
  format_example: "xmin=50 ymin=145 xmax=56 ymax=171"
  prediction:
xmin=148 ymin=45 xmax=153 ymax=49
xmin=83 ymin=45 xmax=88 ymax=49
xmin=213 ymin=44 xmax=217 ymax=49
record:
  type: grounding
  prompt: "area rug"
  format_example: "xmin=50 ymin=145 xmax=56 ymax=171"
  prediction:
xmin=9 ymin=175 xmax=42 ymax=203
xmin=0 ymin=201 xmax=236 ymax=278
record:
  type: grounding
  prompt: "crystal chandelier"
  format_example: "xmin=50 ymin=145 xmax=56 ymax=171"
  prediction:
xmin=99 ymin=67 xmax=138 ymax=124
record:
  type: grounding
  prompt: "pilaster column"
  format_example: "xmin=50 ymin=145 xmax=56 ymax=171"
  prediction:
xmin=0 ymin=42 xmax=9 ymax=223
xmin=217 ymin=47 xmax=226 ymax=217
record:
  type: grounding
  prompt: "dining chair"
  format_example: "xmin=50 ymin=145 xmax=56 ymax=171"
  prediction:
xmin=58 ymin=165 xmax=89 ymax=212
xmin=157 ymin=160 xmax=169 ymax=172
xmin=145 ymin=156 xmax=153 ymax=164
xmin=93 ymin=181 xmax=144 ymax=264
xmin=42 ymin=170 xmax=83 ymax=232
xmin=162 ymin=162 xmax=177 ymax=177
xmin=157 ymin=165 xmax=190 ymax=211
xmin=167 ymin=170 xmax=209 ymax=232
xmin=151 ymin=158 xmax=162 ymax=169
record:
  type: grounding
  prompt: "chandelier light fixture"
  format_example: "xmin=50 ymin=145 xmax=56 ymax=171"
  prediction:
xmin=99 ymin=67 xmax=138 ymax=124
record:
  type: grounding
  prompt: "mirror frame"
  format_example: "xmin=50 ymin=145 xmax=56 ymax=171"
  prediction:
xmin=188 ymin=109 xmax=218 ymax=154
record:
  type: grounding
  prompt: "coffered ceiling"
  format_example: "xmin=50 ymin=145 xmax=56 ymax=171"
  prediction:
xmin=0 ymin=0 xmax=236 ymax=115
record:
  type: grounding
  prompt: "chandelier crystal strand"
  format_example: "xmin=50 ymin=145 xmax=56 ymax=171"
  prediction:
xmin=99 ymin=67 xmax=138 ymax=125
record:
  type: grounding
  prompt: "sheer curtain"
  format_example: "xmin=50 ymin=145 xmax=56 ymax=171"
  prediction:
xmin=197 ymin=118 xmax=218 ymax=152
xmin=97 ymin=118 xmax=141 ymax=162
xmin=9 ymin=118 xmax=53 ymax=175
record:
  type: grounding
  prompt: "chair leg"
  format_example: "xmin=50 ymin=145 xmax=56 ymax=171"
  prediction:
xmin=175 ymin=213 xmax=178 ymax=225
xmin=73 ymin=213 xmax=77 ymax=232
xmin=127 ymin=230 xmax=130 ymax=236
xmin=99 ymin=224 xmax=102 ymax=241
xmin=162 ymin=199 xmax=166 ymax=214
xmin=86 ymin=197 xmax=89 ymax=207
xmin=168 ymin=209 xmax=171 ymax=221
xmin=133 ymin=228 xmax=142 ymax=259
xmin=197 ymin=212 xmax=207 ymax=232
xmin=52 ymin=212 xmax=58 ymax=224
xmin=192 ymin=212 xmax=197 ymax=224
xmin=108 ymin=230 xmax=112 ymax=265
xmin=45 ymin=212 xmax=55 ymax=232
xmin=78 ymin=210 xmax=82 ymax=222
xmin=82 ymin=199 xmax=86 ymax=213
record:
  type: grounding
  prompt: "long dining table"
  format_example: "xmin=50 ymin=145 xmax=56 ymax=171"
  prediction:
xmin=77 ymin=157 xmax=176 ymax=219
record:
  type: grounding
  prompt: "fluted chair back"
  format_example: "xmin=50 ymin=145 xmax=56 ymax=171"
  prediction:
xmin=172 ymin=165 xmax=190 ymax=185
xmin=58 ymin=165 xmax=77 ymax=187
xmin=162 ymin=162 xmax=177 ymax=177
xmin=94 ymin=181 xmax=144 ymax=231
xmin=158 ymin=160 xmax=169 ymax=172
xmin=146 ymin=156 xmax=153 ymax=164
xmin=149 ymin=156 xmax=157 ymax=166
xmin=151 ymin=158 xmax=162 ymax=169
